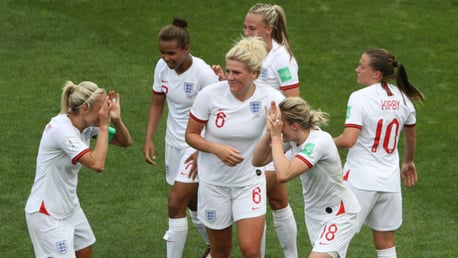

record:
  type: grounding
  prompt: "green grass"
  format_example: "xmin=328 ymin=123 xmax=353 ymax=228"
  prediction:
xmin=1 ymin=0 xmax=456 ymax=257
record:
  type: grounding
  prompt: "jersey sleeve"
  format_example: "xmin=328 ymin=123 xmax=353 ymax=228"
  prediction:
xmin=199 ymin=64 xmax=219 ymax=89
xmin=344 ymin=92 xmax=364 ymax=129
xmin=52 ymin=125 xmax=90 ymax=164
xmin=189 ymin=86 xmax=212 ymax=123
xmin=152 ymin=59 xmax=167 ymax=94
xmin=295 ymin=132 xmax=328 ymax=168
xmin=405 ymin=101 xmax=417 ymax=126
xmin=273 ymin=50 xmax=300 ymax=90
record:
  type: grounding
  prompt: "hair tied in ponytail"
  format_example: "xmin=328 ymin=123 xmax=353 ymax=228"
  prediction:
xmin=392 ymin=60 xmax=398 ymax=67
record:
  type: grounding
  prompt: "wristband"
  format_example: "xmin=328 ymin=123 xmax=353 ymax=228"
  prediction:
xmin=108 ymin=127 xmax=116 ymax=142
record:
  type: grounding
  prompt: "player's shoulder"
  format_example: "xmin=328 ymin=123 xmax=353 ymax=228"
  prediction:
xmin=199 ymin=80 xmax=227 ymax=94
xmin=191 ymin=55 xmax=210 ymax=66
xmin=270 ymin=41 xmax=291 ymax=57
xmin=154 ymin=58 xmax=169 ymax=73
xmin=190 ymin=56 xmax=218 ymax=77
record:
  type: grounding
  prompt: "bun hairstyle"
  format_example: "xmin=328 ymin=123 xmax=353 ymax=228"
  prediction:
xmin=172 ymin=17 xmax=188 ymax=29
xmin=158 ymin=16 xmax=191 ymax=48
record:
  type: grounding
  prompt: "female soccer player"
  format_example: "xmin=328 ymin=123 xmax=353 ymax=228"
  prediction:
xmin=334 ymin=48 xmax=425 ymax=258
xmin=185 ymin=36 xmax=284 ymax=258
xmin=212 ymin=4 xmax=300 ymax=256
xmin=253 ymin=97 xmax=360 ymax=258
xmin=25 ymin=80 xmax=132 ymax=258
xmin=143 ymin=17 xmax=218 ymax=258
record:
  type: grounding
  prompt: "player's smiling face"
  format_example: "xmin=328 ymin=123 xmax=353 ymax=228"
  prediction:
xmin=159 ymin=39 xmax=189 ymax=72
xmin=243 ymin=13 xmax=272 ymax=42
xmin=225 ymin=59 xmax=257 ymax=99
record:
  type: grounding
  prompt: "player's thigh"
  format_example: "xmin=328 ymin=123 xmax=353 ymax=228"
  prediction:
xmin=70 ymin=207 xmax=95 ymax=252
xmin=308 ymin=213 xmax=358 ymax=257
xmin=367 ymin=192 xmax=402 ymax=231
xmin=345 ymin=185 xmax=377 ymax=231
xmin=169 ymin=181 xmax=198 ymax=207
xmin=174 ymin=147 xmax=199 ymax=184
xmin=26 ymin=212 xmax=76 ymax=257
xmin=265 ymin=171 xmax=289 ymax=209
xmin=165 ymin=145 xmax=198 ymax=184
xmin=232 ymin=181 xmax=266 ymax=222
xmin=197 ymin=182 xmax=233 ymax=230
xmin=236 ymin=215 xmax=265 ymax=251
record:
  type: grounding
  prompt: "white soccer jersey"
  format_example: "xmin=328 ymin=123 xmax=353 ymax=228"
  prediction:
xmin=255 ymin=39 xmax=300 ymax=92
xmin=152 ymin=56 xmax=218 ymax=149
xmin=342 ymin=83 xmax=416 ymax=192
xmin=190 ymin=81 xmax=285 ymax=187
xmin=290 ymin=129 xmax=360 ymax=220
xmin=25 ymin=114 xmax=98 ymax=219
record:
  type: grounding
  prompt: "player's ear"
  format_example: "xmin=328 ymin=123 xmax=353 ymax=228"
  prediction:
xmin=183 ymin=44 xmax=190 ymax=53
xmin=79 ymin=104 xmax=88 ymax=112
xmin=266 ymin=24 xmax=273 ymax=35
xmin=373 ymin=70 xmax=382 ymax=81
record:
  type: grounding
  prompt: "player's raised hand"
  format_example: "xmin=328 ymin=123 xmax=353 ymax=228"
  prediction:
xmin=212 ymin=64 xmax=226 ymax=81
xmin=98 ymin=95 xmax=112 ymax=128
xmin=267 ymin=101 xmax=282 ymax=137
xmin=108 ymin=90 xmax=122 ymax=123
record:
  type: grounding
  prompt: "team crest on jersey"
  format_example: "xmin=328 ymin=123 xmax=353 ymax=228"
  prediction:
xmin=56 ymin=240 xmax=68 ymax=254
xmin=302 ymin=143 xmax=315 ymax=156
xmin=183 ymin=82 xmax=194 ymax=97
xmin=205 ymin=209 xmax=216 ymax=222
xmin=250 ymin=101 xmax=262 ymax=115
xmin=260 ymin=68 xmax=268 ymax=79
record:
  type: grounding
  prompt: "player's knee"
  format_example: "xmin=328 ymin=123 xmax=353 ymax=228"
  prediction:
xmin=167 ymin=196 xmax=187 ymax=217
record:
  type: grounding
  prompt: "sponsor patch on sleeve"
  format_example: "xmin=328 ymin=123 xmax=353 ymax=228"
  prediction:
xmin=278 ymin=67 xmax=292 ymax=82
xmin=302 ymin=143 xmax=315 ymax=156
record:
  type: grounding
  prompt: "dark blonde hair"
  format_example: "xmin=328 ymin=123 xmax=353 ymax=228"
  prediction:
xmin=248 ymin=3 xmax=293 ymax=58
xmin=365 ymin=48 xmax=425 ymax=103
xmin=60 ymin=81 xmax=105 ymax=114
xmin=158 ymin=17 xmax=190 ymax=48
xmin=279 ymin=97 xmax=328 ymax=129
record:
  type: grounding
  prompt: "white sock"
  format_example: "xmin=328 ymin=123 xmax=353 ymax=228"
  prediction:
xmin=273 ymin=204 xmax=298 ymax=258
xmin=189 ymin=210 xmax=209 ymax=246
xmin=163 ymin=217 xmax=188 ymax=258
xmin=376 ymin=246 xmax=397 ymax=258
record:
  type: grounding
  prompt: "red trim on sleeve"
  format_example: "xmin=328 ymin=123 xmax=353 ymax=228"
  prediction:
xmin=72 ymin=148 xmax=90 ymax=164
xmin=344 ymin=124 xmax=362 ymax=129
xmin=280 ymin=83 xmax=300 ymax=91
xmin=152 ymin=90 xmax=165 ymax=95
xmin=39 ymin=200 xmax=50 ymax=216
xmin=404 ymin=123 xmax=416 ymax=128
xmin=189 ymin=112 xmax=208 ymax=123
xmin=295 ymin=155 xmax=313 ymax=168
